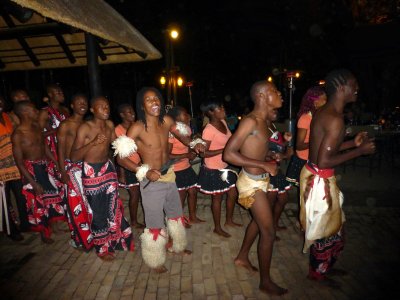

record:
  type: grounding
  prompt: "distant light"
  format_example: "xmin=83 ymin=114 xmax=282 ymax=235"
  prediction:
xmin=267 ymin=76 xmax=273 ymax=82
xmin=238 ymin=116 xmax=242 ymax=120
xmin=170 ymin=30 xmax=179 ymax=39
xmin=318 ymin=80 xmax=325 ymax=85
xmin=295 ymin=72 xmax=300 ymax=78
xmin=160 ymin=76 xmax=166 ymax=85
xmin=177 ymin=76 xmax=184 ymax=87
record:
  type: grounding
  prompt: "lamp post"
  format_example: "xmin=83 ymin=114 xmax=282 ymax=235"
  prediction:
xmin=286 ymin=71 xmax=300 ymax=147
xmin=165 ymin=28 xmax=179 ymax=105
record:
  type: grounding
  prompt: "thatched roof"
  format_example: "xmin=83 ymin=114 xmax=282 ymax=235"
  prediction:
xmin=0 ymin=0 xmax=161 ymax=71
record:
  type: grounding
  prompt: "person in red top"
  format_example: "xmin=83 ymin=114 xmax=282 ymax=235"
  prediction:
xmin=286 ymin=86 xmax=327 ymax=185
xmin=197 ymin=98 xmax=242 ymax=238
xmin=167 ymin=106 xmax=205 ymax=225
xmin=115 ymin=104 xmax=144 ymax=229
xmin=38 ymin=84 xmax=70 ymax=161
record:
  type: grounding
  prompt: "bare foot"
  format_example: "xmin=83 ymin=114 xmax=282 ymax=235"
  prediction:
xmin=189 ymin=217 xmax=206 ymax=223
xmin=99 ymin=254 xmax=115 ymax=262
xmin=307 ymin=275 xmax=341 ymax=289
xmin=234 ymin=258 xmax=258 ymax=273
xmin=327 ymin=268 xmax=348 ymax=277
xmin=154 ymin=266 xmax=168 ymax=273
xmin=259 ymin=281 xmax=288 ymax=296
xmin=132 ymin=222 xmax=145 ymax=230
xmin=224 ymin=221 xmax=243 ymax=227
xmin=213 ymin=228 xmax=231 ymax=238
xmin=276 ymin=225 xmax=287 ymax=231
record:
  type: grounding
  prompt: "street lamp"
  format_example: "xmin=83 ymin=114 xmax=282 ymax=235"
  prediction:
xmin=164 ymin=27 xmax=180 ymax=105
xmin=286 ymin=70 xmax=301 ymax=146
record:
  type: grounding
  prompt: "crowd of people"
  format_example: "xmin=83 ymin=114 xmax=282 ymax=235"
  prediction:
xmin=0 ymin=68 xmax=375 ymax=295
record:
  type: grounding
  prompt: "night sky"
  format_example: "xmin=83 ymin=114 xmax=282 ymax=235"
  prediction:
xmin=2 ymin=0 xmax=400 ymax=119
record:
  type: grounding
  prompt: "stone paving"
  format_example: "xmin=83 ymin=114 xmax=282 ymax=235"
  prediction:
xmin=1 ymin=184 xmax=400 ymax=300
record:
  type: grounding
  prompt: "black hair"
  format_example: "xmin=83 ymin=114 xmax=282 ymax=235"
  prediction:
xmin=324 ymin=69 xmax=355 ymax=98
xmin=250 ymin=80 xmax=268 ymax=102
xmin=90 ymin=95 xmax=108 ymax=107
xmin=71 ymin=93 xmax=87 ymax=104
xmin=13 ymin=100 xmax=32 ymax=118
xmin=136 ymin=87 xmax=165 ymax=129
xmin=46 ymin=83 xmax=61 ymax=94
xmin=200 ymin=97 xmax=223 ymax=117
xmin=117 ymin=103 xmax=133 ymax=114
xmin=167 ymin=106 xmax=186 ymax=121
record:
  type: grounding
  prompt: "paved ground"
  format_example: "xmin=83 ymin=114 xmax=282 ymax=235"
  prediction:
xmin=1 ymin=162 xmax=400 ymax=299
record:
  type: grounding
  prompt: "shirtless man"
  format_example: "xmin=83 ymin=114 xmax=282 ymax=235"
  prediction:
xmin=8 ymin=89 xmax=30 ymax=128
xmin=39 ymin=84 xmax=69 ymax=160
xmin=57 ymin=94 xmax=93 ymax=250
xmin=115 ymin=87 xmax=205 ymax=273
xmin=12 ymin=101 xmax=65 ymax=243
xmin=224 ymin=81 xmax=287 ymax=295
xmin=71 ymin=96 xmax=133 ymax=260
xmin=300 ymin=69 xmax=375 ymax=286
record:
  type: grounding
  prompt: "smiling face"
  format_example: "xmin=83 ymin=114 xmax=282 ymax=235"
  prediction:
xmin=71 ymin=95 xmax=88 ymax=116
xmin=142 ymin=90 xmax=161 ymax=117
xmin=91 ymin=97 xmax=110 ymax=120
xmin=120 ymin=106 xmax=135 ymax=123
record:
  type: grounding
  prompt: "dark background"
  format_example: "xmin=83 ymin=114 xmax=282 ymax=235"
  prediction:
xmin=2 ymin=0 xmax=400 ymax=121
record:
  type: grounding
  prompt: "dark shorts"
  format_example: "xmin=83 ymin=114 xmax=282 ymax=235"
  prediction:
xmin=175 ymin=167 xmax=198 ymax=191
xmin=197 ymin=166 xmax=236 ymax=195
xmin=286 ymin=155 xmax=307 ymax=186
xmin=269 ymin=171 xmax=291 ymax=193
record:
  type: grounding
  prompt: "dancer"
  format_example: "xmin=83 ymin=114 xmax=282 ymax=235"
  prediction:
xmin=300 ymin=69 xmax=375 ymax=286
xmin=167 ymin=106 xmax=205 ymax=225
xmin=224 ymin=81 xmax=287 ymax=295
xmin=115 ymin=103 xmax=144 ymax=229
xmin=39 ymin=83 xmax=69 ymax=160
xmin=286 ymin=86 xmax=326 ymax=186
xmin=197 ymin=98 xmax=242 ymax=238
xmin=71 ymin=96 xmax=133 ymax=260
xmin=267 ymin=123 xmax=293 ymax=234
xmin=12 ymin=101 xmax=65 ymax=243
xmin=114 ymin=87 xmax=205 ymax=273
xmin=57 ymin=94 xmax=93 ymax=250
xmin=8 ymin=89 xmax=30 ymax=128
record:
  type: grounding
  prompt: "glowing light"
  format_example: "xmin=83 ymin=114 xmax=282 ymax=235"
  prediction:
xmin=177 ymin=76 xmax=184 ymax=87
xmin=318 ymin=80 xmax=325 ymax=85
xmin=160 ymin=76 xmax=166 ymax=85
xmin=295 ymin=72 xmax=300 ymax=78
xmin=267 ymin=76 xmax=273 ymax=82
xmin=170 ymin=30 xmax=179 ymax=39
xmin=238 ymin=116 xmax=242 ymax=120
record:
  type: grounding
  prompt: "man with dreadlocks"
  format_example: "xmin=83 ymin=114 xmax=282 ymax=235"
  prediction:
xmin=300 ymin=69 xmax=375 ymax=287
xmin=114 ymin=87 xmax=206 ymax=273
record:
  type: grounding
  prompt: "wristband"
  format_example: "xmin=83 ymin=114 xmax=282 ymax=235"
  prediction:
xmin=136 ymin=164 xmax=150 ymax=181
xmin=175 ymin=122 xmax=190 ymax=136
xmin=189 ymin=138 xmax=206 ymax=149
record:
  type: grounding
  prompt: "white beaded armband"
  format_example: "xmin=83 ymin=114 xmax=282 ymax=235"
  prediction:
xmin=189 ymin=138 xmax=206 ymax=149
xmin=112 ymin=135 xmax=137 ymax=158
xmin=175 ymin=122 xmax=190 ymax=136
xmin=136 ymin=164 xmax=150 ymax=182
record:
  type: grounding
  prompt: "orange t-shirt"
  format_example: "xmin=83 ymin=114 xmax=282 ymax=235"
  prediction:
xmin=296 ymin=113 xmax=312 ymax=160
xmin=115 ymin=124 xmax=141 ymax=164
xmin=0 ymin=112 xmax=20 ymax=181
xmin=170 ymin=126 xmax=192 ymax=172
xmin=202 ymin=120 xmax=231 ymax=170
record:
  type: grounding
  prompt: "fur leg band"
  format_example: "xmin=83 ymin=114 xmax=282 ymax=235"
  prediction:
xmin=167 ymin=217 xmax=188 ymax=253
xmin=140 ymin=228 xmax=167 ymax=269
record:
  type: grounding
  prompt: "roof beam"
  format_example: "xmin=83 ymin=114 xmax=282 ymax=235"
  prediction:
xmin=0 ymin=9 xmax=40 ymax=66
xmin=0 ymin=22 xmax=75 ymax=39
xmin=54 ymin=33 xmax=76 ymax=64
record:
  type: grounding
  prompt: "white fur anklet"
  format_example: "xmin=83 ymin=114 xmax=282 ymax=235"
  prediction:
xmin=136 ymin=164 xmax=150 ymax=181
xmin=175 ymin=122 xmax=190 ymax=136
xmin=140 ymin=228 xmax=168 ymax=269
xmin=167 ymin=218 xmax=187 ymax=253
xmin=112 ymin=135 xmax=137 ymax=158
xmin=189 ymin=138 xmax=206 ymax=149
